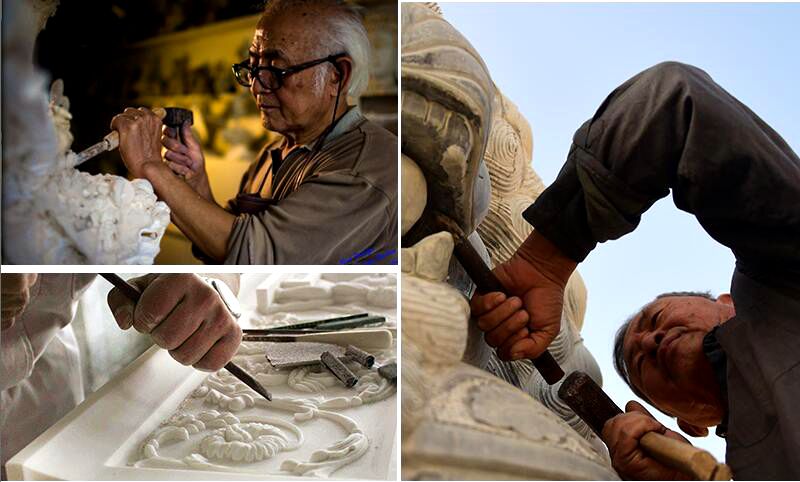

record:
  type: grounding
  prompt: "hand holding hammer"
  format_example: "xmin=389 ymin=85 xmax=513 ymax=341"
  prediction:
xmin=75 ymin=107 xmax=193 ymax=177
xmin=418 ymin=211 xmax=732 ymax=480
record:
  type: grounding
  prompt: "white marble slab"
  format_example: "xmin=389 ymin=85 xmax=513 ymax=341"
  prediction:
xmin=7 ymin=276 xmax=398 ymax=480
xmin=244 ymin=273 xmax=397 ymax=331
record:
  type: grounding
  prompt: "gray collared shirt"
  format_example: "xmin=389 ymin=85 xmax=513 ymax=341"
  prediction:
xmin=278 ymin=106 xmax=365 ymax=154
xmin=224 ymin=106 xmax=397 ymax=265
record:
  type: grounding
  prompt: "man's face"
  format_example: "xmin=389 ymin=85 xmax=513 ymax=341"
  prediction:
xmin=622 ymin=295 xmax=735 ymax=426
xmin=249 ymin=11 xmax=336 ymax=141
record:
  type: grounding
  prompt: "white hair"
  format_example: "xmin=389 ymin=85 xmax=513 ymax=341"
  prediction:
xmin=263 ymin=0 xmax=371 ymax=98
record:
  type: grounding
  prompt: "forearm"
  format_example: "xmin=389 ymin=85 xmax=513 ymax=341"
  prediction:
xmin=194 ymin=175 xmax=216 ymax=204
xmin=143 ymin=162 xmax=235 ymax=262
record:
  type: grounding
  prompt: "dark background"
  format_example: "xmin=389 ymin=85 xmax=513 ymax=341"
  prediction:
xmin=35 ymin=0 xmax=266 ymax=176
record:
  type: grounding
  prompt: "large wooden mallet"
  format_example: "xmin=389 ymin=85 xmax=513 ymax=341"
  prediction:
xmin=432 ymin=212 xmax=732 ymax=481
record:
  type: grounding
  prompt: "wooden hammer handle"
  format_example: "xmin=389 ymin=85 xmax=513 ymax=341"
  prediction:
xmin=641 ymin=432 xmax=732 ymax=480
xmin=559 ymin=371 xmax=731 ymax=480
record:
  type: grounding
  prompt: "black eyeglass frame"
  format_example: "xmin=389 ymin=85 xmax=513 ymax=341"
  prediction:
xmin=232 ymin=53 xmax=347 ymax=90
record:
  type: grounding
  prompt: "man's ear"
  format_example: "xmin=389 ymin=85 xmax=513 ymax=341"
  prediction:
xmin=677 ymin=418 xmax=709 ymax=437
xmin=330 ymin=57 xmax=353 ymax=95
xmin=716 ymin=293 xmax=734 ymax=307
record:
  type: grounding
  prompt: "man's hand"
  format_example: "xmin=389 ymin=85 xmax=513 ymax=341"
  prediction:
xmin=161 ymin=121 xmax=213 ymax=201
xmin=1 ymin=274 xmax=38 ymax=330
xmin=106 ymin=274 xmax=242 ymax=371
xmin=469 ymin=231 xmax=577 ymax=360
xmin=110 ymin=107 xmax=164 ymax=179
xmin=602 ymin=401 xmax=692 ymax=480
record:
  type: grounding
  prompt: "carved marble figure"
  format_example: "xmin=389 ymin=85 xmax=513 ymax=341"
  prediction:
xmin=2 ymin=0 xmax=169 ymax=264
xmin=401 ymin=3 xmax=617 ymax=478
xmin=401 ymin=235 xmax=616 ymax=480
xmin=132 ymin=274 xmax=397 ymax=479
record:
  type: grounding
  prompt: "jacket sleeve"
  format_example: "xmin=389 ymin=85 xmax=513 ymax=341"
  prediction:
xmin=523 ymin=62 xmax=800 ymax=280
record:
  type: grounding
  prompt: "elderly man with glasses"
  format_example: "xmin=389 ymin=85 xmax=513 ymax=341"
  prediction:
xmin=111 ymin=0 xmax=397 ymax=265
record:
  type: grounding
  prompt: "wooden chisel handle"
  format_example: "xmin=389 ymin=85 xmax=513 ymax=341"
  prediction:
xmin=449 ymin=228 xmax=565 ymax=384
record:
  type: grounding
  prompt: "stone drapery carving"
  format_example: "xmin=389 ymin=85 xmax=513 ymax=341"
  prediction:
xmin=478 ymin=88 xmax=603 ymax=444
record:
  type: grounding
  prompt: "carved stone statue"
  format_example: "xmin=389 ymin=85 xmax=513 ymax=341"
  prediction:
xmin=402 ymin=235 xmax=617 ymax=480
xmin=2 ymin=0 xmax=169 ymax=264
xmin=401 ymin=3 xmax=617 ymax=479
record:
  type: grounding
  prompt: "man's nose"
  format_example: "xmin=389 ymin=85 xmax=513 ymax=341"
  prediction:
xmin=641 ymin=330 xmax=664 ymax=353
xmin=251 ymin=79 xmax=267 ymax=96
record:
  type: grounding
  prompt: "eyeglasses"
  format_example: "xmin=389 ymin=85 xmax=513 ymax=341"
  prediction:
xmin=232 ymin=53 xmax=346 ymax=90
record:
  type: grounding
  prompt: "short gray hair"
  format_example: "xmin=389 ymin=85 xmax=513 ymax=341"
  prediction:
xmin=263 ymin=0 xmax=371 ymax=98
xmin=612 ymin=290 xmax=716 ymax=410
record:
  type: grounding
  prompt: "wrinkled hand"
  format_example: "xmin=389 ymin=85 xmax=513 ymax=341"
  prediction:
xmin=110 ymin=107 xmax=163 ymax=179
xmin=469 ymin=231 xmax=577 ymax=360
xmin=1 ymin=274 xmax=38 ymax=330
xmin=602 ymin=401 xmax=693 ymax=480
xmin=106 ymin=274 xmax=242 ymax=371
xmin=161 ymin=121 xmax=211 ymax=199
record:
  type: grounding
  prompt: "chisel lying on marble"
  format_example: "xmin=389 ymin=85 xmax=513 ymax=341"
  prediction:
xmin=242 ymin=313 xmax=385 ymax=334
xmin=244 ymin=328 xmax=393 ymax=351
xmin=410 ymin=211 xmax=732 ymax=481
xmin=99 ymin=273 xmax=272 ymax=402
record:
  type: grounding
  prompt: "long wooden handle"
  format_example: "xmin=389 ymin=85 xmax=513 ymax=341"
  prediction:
xmin=641 ymin=432 xmax=732 ymax=480
xmin=559 ymin=372 xmax=731 ymax=480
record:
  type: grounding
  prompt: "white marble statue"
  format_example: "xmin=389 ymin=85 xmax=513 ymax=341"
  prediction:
xmin=477 ymin=88 xmax=605 ymax=444
xmin=2 ymin=0 xmax=169 ymax=264
xmin=401 ymin=2 xmax=617 ymax=478
xmin=401 ymin=235 xmax=617 ymax=480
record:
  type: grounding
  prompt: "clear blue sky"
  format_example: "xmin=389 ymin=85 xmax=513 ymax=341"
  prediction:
xmin=440 ymin=2 xmax=800 ymax=462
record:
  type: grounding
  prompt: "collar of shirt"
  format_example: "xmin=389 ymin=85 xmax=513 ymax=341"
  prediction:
xmin=702 ymin=325 xmax=729 ymax=438
xmin=277 ymin=105 xmax=364 ymax=155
